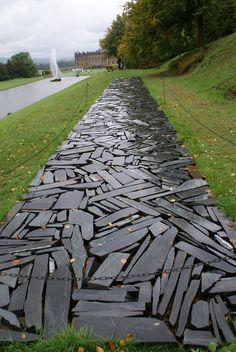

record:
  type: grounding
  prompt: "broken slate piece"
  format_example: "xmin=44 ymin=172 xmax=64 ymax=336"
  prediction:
xmin=73 ymin=316 xmax=177 ymax=343
xmin=69 ymin=210 xmax=94 ymax=240
xmin=53 ymin=191 xmax=84 ymax=210
xmin=191 ymin=301 xmax=209 ymax=328
xmin=183 ymin=330 xmax=218 ymax=347
xmin=0 ymin=285 xmax=10 ymax=307
xmin=0 ymin=308 xmax=20 ymax=328
xmin=88 ymin=252 xmax=130 ymax=288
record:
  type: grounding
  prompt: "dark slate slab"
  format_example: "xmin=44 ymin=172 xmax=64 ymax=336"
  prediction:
xmin=0 ymin=268 xmax=20 ymax=288
xmin=28 ymin=211 xmax=53 ymax=227
xmin=176 ymin=241 xmax=236 ymax=273
xmin=44 ymin=265 xmax=72 ymax=336
xmin=42 ymin=171 xmax=54 ymax=184
xmin=152 ymin=277 xmax=161 ymax=315
xmin=125 ymin=227 xmax=178 ymax=283
xmin=52 ymin=249 xmax=70 ymax=268
xmin=95 ymin=207 xmax=138 ymax=228
xmin=149 ymin=220 xmax=169 ymax=237
xmin=68 ymin=210 xmax=94 ymax=240
xmin=97 ymin=170 xmax=122 ymax=189
xmin=22 ymin=197 xmax=57 ymax=210
xmin=0 ymin=285 xmax=10 ymax=307
xmin=88 ymin=252 xmax=130 ymax=288
xmin=8 ymin=281 xmax=28 ymax=312
xmin=0 ymin=308 xmax=21 ymax=328
xmin=169 ymin=256 xmax=194 ymax=326
xmin=72 ymin=289 xmax=129 ymax=302
xmin=212 ymin=298 xmax=234 ymax=342
xmin=53 ymin=190 xmax=84 ymax=210
xmin=73 ymin=316 xmax=177 ymax=343
xmin=158 ymin=250 xmax=187 ymax=316
xmin=201 ymin=272 xmax=222 ymax=292
xmin=54 ymin=170 xmax=67 ymax=182
xmin=90 ymin=228 xmax=148 ymax=256
xmin=209 ymin=277 xmax=236 ymax=293
xmin=24 ymin=254 xmax=48 ymax=330
xmin=0 ymin=213 xmax=29 ymax=238
xmin=117 ymin=197 xmax=160 ymax=217
xmin=191 ymin=301 xmax=209 ymax=328
xmin=183 ymin=329 xmax=218 ymax=347
xmin=89 ymin=182 xmax=154 ymax=203
xmin=228 ymin=295 xmax=236 ymax=306
xmin=137 ymin=282 xmax=152 ymax=303
xmin=71 ymin=225 xmax=87 ymax=288
xmin=157 ymin=199 xmax=221 ymax=232
xmin=74 ymin=309 xmax=143 ymax=317
xmin=176 ymin=279 xmax=200 ymax=337
xmin=122 ymin=235 xmax=151 ymax=277
xmin=73 ymin=301 xmax=145 ymax=313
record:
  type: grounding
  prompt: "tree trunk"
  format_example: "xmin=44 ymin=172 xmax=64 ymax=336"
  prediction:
xmin=197 ymin=13 xmax=205 ymax=47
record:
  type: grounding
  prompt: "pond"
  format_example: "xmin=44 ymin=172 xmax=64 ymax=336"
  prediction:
xmin=0 ymin=76 xmax=89 ymax=120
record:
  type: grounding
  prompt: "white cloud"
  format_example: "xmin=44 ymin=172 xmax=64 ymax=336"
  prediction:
xmin=0 ymin=0 xmax=126 ymax=58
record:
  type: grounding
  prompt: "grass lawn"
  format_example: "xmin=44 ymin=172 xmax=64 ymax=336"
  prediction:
xmin=0 ymin=76 xmax=44 ymax=91
xmin=1 ymin=326 xmax=235 ymax=352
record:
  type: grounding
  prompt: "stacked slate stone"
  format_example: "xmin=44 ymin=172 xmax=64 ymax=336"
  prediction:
xmin=0 ymin=78 xmax=235 ymax=346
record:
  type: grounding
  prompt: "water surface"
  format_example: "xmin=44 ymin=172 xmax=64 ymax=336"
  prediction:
xmin=0 ymin=76 xmax=89 ymax=120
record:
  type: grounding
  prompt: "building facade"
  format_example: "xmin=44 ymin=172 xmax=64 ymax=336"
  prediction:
xmin=74 ymin=50 xmax=117 ymax=69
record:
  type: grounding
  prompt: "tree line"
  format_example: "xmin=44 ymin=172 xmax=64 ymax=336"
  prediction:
xmin=100 ymin=0 xmax=236 ymax=68
xmin=0 ymin=52 xmax=38 ymax=81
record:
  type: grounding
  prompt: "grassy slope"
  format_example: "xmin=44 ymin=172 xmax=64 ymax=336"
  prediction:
xmin=143 ymin=32 xmax=236 ymax=222
xmin=0 ymin=77 xmax=44 ymax=91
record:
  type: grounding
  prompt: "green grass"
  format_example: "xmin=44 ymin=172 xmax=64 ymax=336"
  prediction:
xmin=143 ymin=32 xmax=236 ymax=222
xmin=0 ymin=77 xmax=44 ymax=91
xmin=0 ymin=326 xmax=235 ymax=352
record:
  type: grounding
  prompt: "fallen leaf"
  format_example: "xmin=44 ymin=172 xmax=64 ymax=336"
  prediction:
xmin=108 ymin=340 xmax=116 ymax=352
xmin=120 ymin=259 xmax=127 ymax=265
xmin=70 ymin=258 xmax=75 ymax=263
xmin=96 ymin=346 xmax=104 ymax=352
xmin=119 ymin=339 xmax=126 ymax=347
xmin=108 ymin=222 xmax=113 ymax=227
xmin=127 ymin=227 xmax=133 ymax=232
xmin=125 ymin=334 xmax=134 ymax=341
xmin=21 ymin=333 xmax=26 ymax=339
xmin=12 ymin=259 xmax=21 ymax=266
xmin=77 ymin=348 xmax=85 ymax=352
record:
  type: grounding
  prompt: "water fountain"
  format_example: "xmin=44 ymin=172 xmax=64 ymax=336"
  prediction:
xmin=50 ymin=48 xmax=62 ymax=82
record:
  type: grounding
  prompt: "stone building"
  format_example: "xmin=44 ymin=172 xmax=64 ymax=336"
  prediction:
xmin=74 ymin=50 xmax=117 ymax=69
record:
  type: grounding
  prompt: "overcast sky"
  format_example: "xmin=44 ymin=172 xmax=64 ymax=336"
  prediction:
xmin=0 ymin=0 xmax=126 ymax=59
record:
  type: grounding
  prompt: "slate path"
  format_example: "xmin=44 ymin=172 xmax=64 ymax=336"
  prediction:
xmin=0 ymin=78 xmax=235 ymax=345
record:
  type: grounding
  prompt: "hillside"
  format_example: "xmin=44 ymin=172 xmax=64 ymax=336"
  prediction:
xmin=144 ymin=32 xmax=236 ymax=221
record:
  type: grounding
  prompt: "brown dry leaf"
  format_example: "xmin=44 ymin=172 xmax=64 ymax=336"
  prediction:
xmin=125 ymin=334 xmax=134 ymax=341
xmin=40 ymin=176 xmax=45 ymax=181
xmin=230 ymin=239 xmax=236 ymax=244
xmin=162 ymin=272 xmax=168 ymax=279
xmin=12 ymin=259 xmax=21 ymax=266
xmin=77 ymin=347 xmax=85 ymax=352
xmin=120 ymin=258 xmax=127 ymax=265
xmin=127 ymin=227 xmax=134 ymax=233
xmin=70 ymin=258 xmax=75 ymax=263
xmin=96 ymin=346 xmax=104 ymax=352
xmin=119 ymin=339 xmax=126 ymax=347
xmin=108 ymin=222 xmax=113 ymax=227
xmin=120 ymin=349 xmax=125 ymax=352
xmin=108 ymin=340 xmax=116 ymax=352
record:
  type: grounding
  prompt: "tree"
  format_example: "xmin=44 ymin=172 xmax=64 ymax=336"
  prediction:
xmin=100 ymin=14 xmax=126 ymax=68
xmin=7 ymin=52 xmax=38 ymax=78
